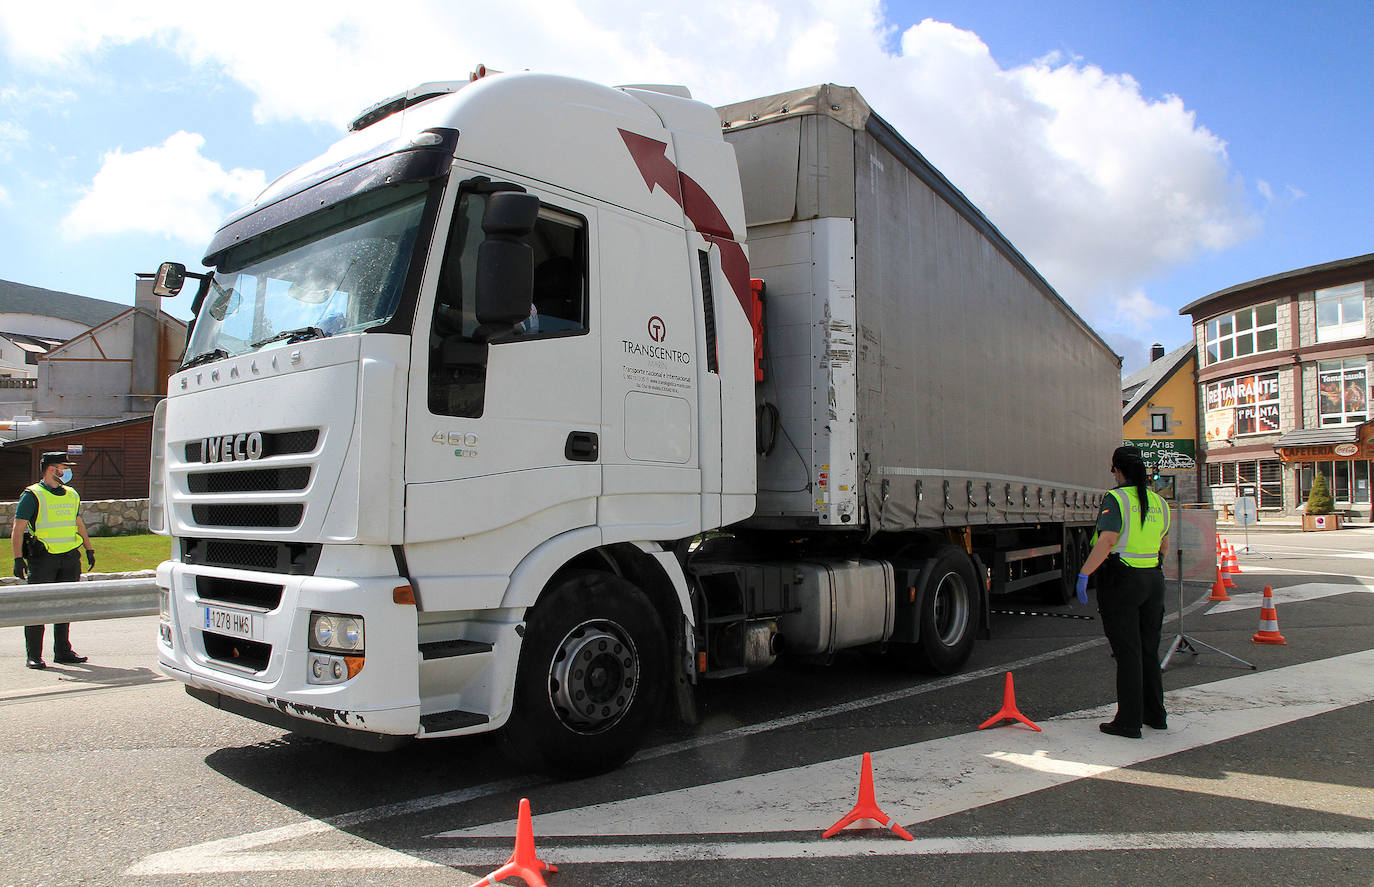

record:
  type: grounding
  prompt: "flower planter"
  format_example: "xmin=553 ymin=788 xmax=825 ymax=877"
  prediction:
xmin=1302 ymin=513 xmax=1342 ymax=531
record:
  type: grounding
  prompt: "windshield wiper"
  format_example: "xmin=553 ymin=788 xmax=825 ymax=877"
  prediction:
xmin=180 ymin=348 xmax=231 ymax=370
xmin=251 ymin=326 xmax=328 ymax=348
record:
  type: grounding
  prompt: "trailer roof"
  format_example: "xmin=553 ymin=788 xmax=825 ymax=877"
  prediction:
xmin=717 ymin=84 xmax=1118 ymax=362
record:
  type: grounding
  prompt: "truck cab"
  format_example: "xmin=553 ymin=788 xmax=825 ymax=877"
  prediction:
xmin=152 ymin=72 xmax=757 ymax=772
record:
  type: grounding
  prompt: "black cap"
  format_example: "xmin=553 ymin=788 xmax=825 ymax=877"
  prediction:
xmin=40 ymin=451 xmax=77 ymax=469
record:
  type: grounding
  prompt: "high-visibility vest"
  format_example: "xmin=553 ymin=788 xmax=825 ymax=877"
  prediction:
xmin=26 ymin=482 xmax=82 ymax=554
xmin=1093 ymin=487 xmax=1169 ymax=567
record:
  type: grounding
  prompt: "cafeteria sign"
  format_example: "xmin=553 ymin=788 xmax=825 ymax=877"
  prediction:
xmin=1126 ymin=439 xmax=1197 ymax=472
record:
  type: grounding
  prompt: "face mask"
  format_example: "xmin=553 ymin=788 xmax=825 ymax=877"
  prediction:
xmin=59 ymin=468 xmax=73 ymax=484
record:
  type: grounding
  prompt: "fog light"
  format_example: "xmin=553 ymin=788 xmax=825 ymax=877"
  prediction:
xmin=307 ymin=652 xmax=365 ymax=685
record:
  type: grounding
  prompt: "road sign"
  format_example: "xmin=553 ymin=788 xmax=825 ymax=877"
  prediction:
xmin=1235 ymin=496 xmax=1258 ymax=526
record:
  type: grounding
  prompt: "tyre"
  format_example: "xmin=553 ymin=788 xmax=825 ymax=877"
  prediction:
xmin=501 ymin=571 xmax=667 ymax=777
xmin=913 ymin=546 xmax=978 ymax=674
xmin=1045 ymin=527 xmax=1091 ymax=605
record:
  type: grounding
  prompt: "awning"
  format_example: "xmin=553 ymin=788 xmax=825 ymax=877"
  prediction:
xmin=1274 ymin=421 xmax=1374 ymax=462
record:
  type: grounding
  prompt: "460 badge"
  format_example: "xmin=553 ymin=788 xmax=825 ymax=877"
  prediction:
xmin=433 ymin=430 xmax=479 ymax=458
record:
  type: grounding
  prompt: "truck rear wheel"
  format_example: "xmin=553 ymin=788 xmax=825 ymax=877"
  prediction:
xmin=501 ymin=571 xmax=666 ymax=776
xmin=885 ymin=546 xmax=978 ymax=674
xmin=914 ymin=547 xmax=978 ymax=673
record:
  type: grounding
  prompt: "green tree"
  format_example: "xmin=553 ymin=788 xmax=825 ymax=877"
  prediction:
xmin=1306 ymin=472 xmax=1334 ymax=515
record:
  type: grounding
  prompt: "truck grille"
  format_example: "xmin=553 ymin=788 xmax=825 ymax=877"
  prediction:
xmin=196 ymin=574 xmax=284 ymax=610
xmin=201 ymin=632 xmax=271 ymax=672
xmin=187 ymin=467 xmax=311 ymax=494
xmin=192 ymin=504 xmax=304 ymax=528
xmin=184 ymin=429 xmax=319 ymax=462
xmin=180 ymin=538 xmax=322 ymax=574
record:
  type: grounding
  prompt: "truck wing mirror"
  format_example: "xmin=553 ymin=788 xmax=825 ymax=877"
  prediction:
xmin=152 ymin=262 xmax=186 ymax=297
xmin=475 ymin=192 xmax=540 ymax=328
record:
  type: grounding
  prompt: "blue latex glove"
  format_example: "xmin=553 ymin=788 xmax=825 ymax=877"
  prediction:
xmin=1075 ymin=573 xmax=1090 ymax=605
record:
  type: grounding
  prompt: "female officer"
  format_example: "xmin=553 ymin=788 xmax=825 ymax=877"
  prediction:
xmin=1074 ymin=446 xmax=1170 ymax=738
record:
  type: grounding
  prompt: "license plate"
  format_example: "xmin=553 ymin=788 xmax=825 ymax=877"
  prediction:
xmin=202 ymin=605 xmax=259 ymax=640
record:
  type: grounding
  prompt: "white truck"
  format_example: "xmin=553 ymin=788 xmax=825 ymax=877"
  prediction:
xmin=150 ymin=71 xmax=1119 ymax=775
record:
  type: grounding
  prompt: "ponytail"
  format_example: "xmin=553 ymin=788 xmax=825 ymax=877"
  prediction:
xmin=1111 ymin=446 xmax=1151 ymax=526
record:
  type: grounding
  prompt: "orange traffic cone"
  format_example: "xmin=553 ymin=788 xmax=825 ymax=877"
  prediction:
xmin=821 ymin=753 xmax=914 ymax=840
xmin=1252 ymin=585 xmax=1287 ymax=645
xmin=468 ymin=798 xmax=558 ymax=887
xmin=977 ymin=672 xmax=1041 ymax=732
xmin=1208 ymin=565 xmax=1231 ymax=602
xmin=1220 ymin=549 xmax=1237 ymax=588
xmin=1223 ymin=542 xmax=1242 ymax=574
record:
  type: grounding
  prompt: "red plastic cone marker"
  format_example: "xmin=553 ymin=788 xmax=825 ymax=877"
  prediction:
xmin=978 ymin=672 xmax=1041 ymax=732
xmin=1221 ymin=559 xmax=1237 ymax=589
xmin=821 ymin=753 xmax=914 ymax=840
xmin=1223 ymin=542 xmax=1242 ymax=574
xmin=1208 ymin=565 xmax=1231 ymax=602
xmin=468 ymin=798 xmax=559 ymax=887
xmin=1252 ymin=585 xmax=1287 ymax=645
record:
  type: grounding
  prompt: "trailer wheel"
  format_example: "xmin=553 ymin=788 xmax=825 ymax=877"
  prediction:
xmin=1046 ymin=527 xmax=1089 ymax=605
xmin=501 ymin=572 xmax=666 ymax=776
xmin=914 ymin=547 xmax=978 ymax=674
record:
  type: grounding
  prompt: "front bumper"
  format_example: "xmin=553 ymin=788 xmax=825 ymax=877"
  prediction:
xmin=157 ymin=559 xmax=421 ymax=740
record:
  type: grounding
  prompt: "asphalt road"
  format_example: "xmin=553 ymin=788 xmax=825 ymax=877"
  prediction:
xmin=1 ymin=529 xmax=1371 ymax=887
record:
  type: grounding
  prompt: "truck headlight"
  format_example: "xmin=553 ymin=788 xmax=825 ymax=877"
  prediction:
xmin=158 ymin=588 xmax=173 ymax=647
xmin=309 ymin=612 xmax=364 ymax=654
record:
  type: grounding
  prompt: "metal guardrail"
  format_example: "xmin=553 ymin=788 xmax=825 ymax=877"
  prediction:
xmin=0 ymin=577 xmax=159 ymax=628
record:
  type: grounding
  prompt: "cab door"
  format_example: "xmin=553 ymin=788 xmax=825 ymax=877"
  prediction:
xmin=403 ymin=177 xmax=602 ymax=599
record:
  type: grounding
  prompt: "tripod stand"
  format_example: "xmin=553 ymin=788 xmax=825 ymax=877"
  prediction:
xmin=1160 ymin=549 xmax=1255 ymax=670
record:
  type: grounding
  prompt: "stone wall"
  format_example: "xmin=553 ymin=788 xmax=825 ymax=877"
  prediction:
xmin=0 ymin=497 xmax=149 ymax=537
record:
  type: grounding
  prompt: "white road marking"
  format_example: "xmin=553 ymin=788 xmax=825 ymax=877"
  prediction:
xmin=421 ymin=831 xmax=1374 ymax=865
xmin=124 ymin=592 xmax=1358 ymax=877
xmin=1091 ymin=769 xmax=1374 ymax=820
xmin=1205 ymin=581 xmax=1374 ymax=614
xmin=1229 ymin=565 xmax=1374 ymax=580
xmin=445 ymin=650 xmax=1374 ymax=840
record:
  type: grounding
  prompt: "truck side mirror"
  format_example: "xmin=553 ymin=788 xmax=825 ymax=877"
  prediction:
xmin=475 ymin=192 xmax=540 ymax=328
xmin=152 ymin=262 xmax=187 ymax=297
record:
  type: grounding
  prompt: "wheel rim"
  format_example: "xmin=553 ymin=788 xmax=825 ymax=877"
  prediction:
xmin=547 ymin=619 xmax=640 ymax=734
xmin=931 ymin=570 xmax=970 ymax=645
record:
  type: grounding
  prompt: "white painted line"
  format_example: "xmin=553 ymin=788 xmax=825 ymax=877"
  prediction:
xmin=426 ymin=831 xmax=1374 ymax=865
xmin=1206 ymin=581 xmax=1374 ymax=614
xmin=1229 ymin=565 xmax=1374 ymax=580
xmin=445 ymin=650 xmax=1374 ymax=840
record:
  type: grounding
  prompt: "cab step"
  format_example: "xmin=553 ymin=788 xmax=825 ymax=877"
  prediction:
xmin=419 ymin=639 xmax=493 ymax=660
xmin=420 ymin=709 xmax=490 ymax=732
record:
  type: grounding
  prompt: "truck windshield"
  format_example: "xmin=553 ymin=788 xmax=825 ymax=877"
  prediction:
xmin=184 ymin=184 xmax=428 ymax=365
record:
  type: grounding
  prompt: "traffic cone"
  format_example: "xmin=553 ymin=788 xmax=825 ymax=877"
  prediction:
xmin=1252 ymin=585 xmax=1287 ymax=645
xmin=1223 ymin=542 xmax=1242 ymax=574
xmin=821 ymin=753 xmax=914 ymax=840
xmin=468 ymin=798 xmax=558 ymax=887
xmin=1208 ymin=565 xmax=1231 ymax=602
xmin=1221 ymin=549 xmax=1237 ymax=588
xmin=977 ymin=672 xmax=1041 ymax=732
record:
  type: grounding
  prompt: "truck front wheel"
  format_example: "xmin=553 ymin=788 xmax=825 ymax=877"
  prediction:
xmin=501 ymin=572 xmax=666 ymax=776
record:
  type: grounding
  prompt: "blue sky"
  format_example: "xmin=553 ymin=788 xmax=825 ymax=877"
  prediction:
xmin=1 ymin=1 xmax=1369 ymax=372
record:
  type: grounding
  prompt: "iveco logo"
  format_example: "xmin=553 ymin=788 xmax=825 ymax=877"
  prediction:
xmin=202 ymin=432 xmax=264 ymax=463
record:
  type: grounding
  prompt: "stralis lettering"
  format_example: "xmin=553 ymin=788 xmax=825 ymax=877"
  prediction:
xmin=622 ymin=340 xmax=691 ymax=364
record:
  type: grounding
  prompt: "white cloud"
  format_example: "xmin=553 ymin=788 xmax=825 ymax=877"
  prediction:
xmin=62 ymin=131 xmax=265 ymax=244
xmin=0 ymin=120 xmax=28 ymax=161
xmin=0 ymin=183 xmax=11 ymax=206
xmin=3 ymin=1 xmax=1260 ymax=328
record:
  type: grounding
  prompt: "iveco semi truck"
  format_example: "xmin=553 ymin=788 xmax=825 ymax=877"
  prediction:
xmin=150 ymin=70 xmax=1120 ymax=775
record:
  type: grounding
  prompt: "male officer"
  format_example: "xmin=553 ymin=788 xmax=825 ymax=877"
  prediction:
xmin=11 ymin=452 xmax=96 ymax=669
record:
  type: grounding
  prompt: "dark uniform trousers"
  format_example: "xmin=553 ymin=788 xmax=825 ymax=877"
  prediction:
xmin=23 ymin=548 xmax=82 ymax=660
xmin=1097 ymin=557 xmax=1167 ymax=729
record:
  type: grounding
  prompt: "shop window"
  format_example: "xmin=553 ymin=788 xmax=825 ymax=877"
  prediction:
xmin=1317 ymin=358 xmax=1367 ymax=426
xmin=1315 ymin=282 xmax=1365 ymax=343
xmin=1204 ymin=302 xmax=1278 ymax=365
xmin=1214 ymin=458 xmax=1281 ymax=508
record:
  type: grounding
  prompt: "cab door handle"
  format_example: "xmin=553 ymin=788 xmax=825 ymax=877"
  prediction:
xmin=565 ymin=431 xmax=599 ymax=462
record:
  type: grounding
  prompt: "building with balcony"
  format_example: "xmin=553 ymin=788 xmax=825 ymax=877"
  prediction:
xmin=1179 ymin=251 xmax=1374 ymax=517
